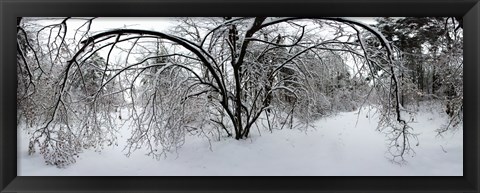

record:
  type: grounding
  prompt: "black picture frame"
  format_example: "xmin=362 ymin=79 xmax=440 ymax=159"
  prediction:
xmin=1 ymin=0 xmax=479 ymax=192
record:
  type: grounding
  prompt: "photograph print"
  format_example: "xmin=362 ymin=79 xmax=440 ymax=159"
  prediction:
xmin=16 ymin=17 xmax=463 ymax=176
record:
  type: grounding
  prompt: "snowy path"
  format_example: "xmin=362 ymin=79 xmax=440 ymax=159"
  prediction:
xmin=18 ymin=106 xmax=462 ymax=176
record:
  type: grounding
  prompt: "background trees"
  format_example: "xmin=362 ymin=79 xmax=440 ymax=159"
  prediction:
xmin=372 ymin=17 xmax=463 ymax=133
xmin=17 ymin=17 xmax=462 ymax=167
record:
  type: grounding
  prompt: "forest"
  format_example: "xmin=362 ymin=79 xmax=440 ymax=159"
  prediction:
xmin=17 ymin=17 xmax=463 ymax=174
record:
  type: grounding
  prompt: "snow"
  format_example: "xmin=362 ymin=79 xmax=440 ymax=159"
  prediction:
xmin=18 ymin=103 xmax=462 ymax=176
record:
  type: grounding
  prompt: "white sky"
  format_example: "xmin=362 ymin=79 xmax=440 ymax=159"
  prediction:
xmin=57 ymin=17 xmax=378 ymax=35
xmin=29 ymin=17 xmax=380 ymax=77
xmin=89 ymin=17 xmax=176 ymax=33
xmin=80 ymin=17 xmax=378 ymax=57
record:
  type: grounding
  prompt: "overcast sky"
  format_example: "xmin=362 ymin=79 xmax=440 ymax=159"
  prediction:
xmin=30 ymin=17 xmax=373 ymax=58
xmin=59 ymin=17 xmax=378 ymax=35
xmin=28 ymin=17 xmax=380 ymax=76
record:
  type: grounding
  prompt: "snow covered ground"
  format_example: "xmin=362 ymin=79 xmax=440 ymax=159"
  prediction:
xmin=18 ymin=104 xmax=462 ymax=176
